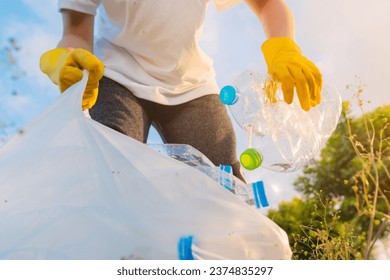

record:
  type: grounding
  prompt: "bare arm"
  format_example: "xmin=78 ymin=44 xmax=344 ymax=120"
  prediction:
xmin=244 ymin=0 xmax=295 ymax=39
xmin=57 ymin=9 xmax=95 ymax=52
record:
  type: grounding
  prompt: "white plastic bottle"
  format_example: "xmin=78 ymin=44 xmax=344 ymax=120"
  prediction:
xmin=220 ymin=70 xmax=342 ymax=172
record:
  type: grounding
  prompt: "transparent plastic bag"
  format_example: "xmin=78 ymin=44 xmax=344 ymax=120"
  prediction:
xmin=220 ymin=69 xmax=342 ymax=172
xmin=0 ymin=72 xmax=291 ymax=260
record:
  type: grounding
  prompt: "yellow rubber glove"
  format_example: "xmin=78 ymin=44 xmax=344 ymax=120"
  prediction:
xmin=261 ymin=37 xmax=322 ymax=111
xmin=40 ymin=48 xmax=104 ymax=110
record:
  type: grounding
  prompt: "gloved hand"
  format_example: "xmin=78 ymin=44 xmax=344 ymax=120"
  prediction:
xmin=40 ymin=48 xmax=104 ymax=110
xmin=261 ymin=37 xmax=322 ymax=111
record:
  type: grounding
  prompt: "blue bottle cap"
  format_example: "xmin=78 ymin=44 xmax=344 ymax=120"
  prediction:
xmin=219 ymin=85 xmax=238 ymax=105
xmin=252 ymin=180 xmax=269 ymax=208
xmin=178 ymin=235 xmax=194 ymax=260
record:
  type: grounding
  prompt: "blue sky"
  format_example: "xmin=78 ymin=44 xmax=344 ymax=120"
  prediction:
xmin=0 ymin=0 xmax=390 ymax=210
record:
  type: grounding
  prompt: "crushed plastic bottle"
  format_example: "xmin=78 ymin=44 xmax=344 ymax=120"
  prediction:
xmin=220 ymin=69 xmax=342 ymax=172
xmin=148 ymin=144 xmax=269 ymax=208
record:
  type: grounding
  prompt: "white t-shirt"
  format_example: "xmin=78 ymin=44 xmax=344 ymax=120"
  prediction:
xmin=58 ymin=0 xmax=242 ymax=105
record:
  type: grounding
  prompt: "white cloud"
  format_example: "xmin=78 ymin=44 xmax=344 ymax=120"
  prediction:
xmin=1 ymin=1 xmax=62 ymax=87
xmin=1 ymin=93 xmax=31 ymax=116
xmin=1 ymin=0 xmax=62 ymax=86
xmin=3 ymin=21 xmax=61 ymax=87
xmin=201 ymin=3 xmax=266 ymax=85
xmin=291 ymin=0 xmax=390 ymax=113
xmin=22 ymin=0 xmax=59 ymax=28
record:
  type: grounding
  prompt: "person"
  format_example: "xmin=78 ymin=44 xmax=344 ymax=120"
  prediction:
xmin=40 ymin=0 xmax=322 ymax=182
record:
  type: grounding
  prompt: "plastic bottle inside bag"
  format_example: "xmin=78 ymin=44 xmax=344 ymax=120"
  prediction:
xmin=148 ymin=144 xmax=269 ymax=208
xmin=220 ymin=69 xmax=342 ymax=172
xmin=147 ymin=143 xmax=215 ymax=168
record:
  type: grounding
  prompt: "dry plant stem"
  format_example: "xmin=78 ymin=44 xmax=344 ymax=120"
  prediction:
xmin=365 ymin=160 xmax=380 ymax=258
xmin=346 ymin=90 xmax=389 ymax=259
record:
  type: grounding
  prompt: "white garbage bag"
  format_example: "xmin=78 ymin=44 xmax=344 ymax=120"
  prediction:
xmin=0 ymin=72 xmax=291 ymax=260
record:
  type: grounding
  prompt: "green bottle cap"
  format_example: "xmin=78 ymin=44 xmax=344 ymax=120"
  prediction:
xmin=240 ymin=148 xmax=263 ymax=170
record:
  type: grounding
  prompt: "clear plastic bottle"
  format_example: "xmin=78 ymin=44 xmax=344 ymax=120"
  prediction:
xmin=219 ymin=69 xmax=268 ymax=132
xmin=220 ymin=70 xmax=342 ymax=172
xmin=148 ymin=144 xmax=268 ymax=208
xmin=148 ymin=143 xmax=215 ymax=168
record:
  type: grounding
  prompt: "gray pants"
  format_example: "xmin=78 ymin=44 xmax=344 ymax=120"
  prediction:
xmin=90 ymin=77 xmax=245 ymax=182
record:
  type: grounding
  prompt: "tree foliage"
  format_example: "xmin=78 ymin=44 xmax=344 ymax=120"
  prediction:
xmin=268 ymin=195 xmax=366 ymax=260
xmin=295 ymin=103 xmax=389 ymax=201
